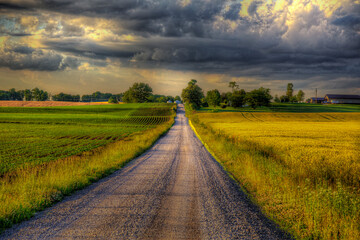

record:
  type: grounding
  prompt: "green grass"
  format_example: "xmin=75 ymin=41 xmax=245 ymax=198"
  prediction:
xmin=199 ymin=103 xmax=360 ymax=113
xmin=0 ymin=103 xmax=176 ymax=231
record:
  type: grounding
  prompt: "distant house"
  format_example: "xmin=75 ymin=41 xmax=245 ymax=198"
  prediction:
xmin=324 ymin=94 xmax=360 ymax=104
xmin=310 ymin=97 xmax=325 ymax=104
xmin=167 ymin=100 xmax=173 ymax=103
xmin=175 ymin=100 xmax=181 ymax=104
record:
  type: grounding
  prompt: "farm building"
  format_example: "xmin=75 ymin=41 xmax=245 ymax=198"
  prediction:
xmin=324 ymin=94 xmax=360 ymax=104
xmin=310 ymin=97 xmax=325 ymax=104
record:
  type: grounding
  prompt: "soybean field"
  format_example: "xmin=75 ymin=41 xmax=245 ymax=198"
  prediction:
xmin=0 ymin=103 xmax=173 ymax=175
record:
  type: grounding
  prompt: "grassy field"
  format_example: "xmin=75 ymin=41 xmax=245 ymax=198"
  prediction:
xmin=190 ymin=110 xmax=360 ymax=239
xmin=199 ymin=103 xmax=360 ymax=113
xmin=0 ymin=103 xmax=176 ymax=231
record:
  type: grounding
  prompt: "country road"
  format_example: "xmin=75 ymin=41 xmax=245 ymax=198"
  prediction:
xmin=1 ymin=105 xmax=290 ymax=240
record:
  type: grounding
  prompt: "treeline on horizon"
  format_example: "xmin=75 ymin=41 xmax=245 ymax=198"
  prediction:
xmin=181 ymin=80 xmax=305 ymax=110
xmin=0 ymin=85 xmax=181 ymax=104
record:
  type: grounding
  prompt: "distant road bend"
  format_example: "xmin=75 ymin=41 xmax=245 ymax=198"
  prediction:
xmin=1 ymin=105 xmax=290 ymax=240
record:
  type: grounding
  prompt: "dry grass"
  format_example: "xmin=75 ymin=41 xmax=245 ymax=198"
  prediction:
xmin=191 ymin=112 xmax=360 ymax=239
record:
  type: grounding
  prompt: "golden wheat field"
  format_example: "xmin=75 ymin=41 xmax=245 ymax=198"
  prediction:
xmin=192 ymin=112 xmax=360 ymax=239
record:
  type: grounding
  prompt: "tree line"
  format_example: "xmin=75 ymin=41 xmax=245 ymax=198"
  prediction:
xmin=181 ymin=80 xmax=305 ymax=110
xmin=0 ymin=88 xmax=48 ymax=101
xmin=0 ymin=84 xmax=181 ymax=104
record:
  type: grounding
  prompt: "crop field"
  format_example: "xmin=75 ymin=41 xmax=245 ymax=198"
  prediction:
xmin=199 ymin=103 xmax=360 ymax=113
xmin=0 ymin=104 xmax=172 ymax=175
xmin=0 ymin=103 xmax=175 ymax=230
xmin=191 ymin=111 xmax=360 ymax=239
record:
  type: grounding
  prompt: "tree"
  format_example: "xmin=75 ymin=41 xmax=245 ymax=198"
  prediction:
xmin=206 ymin=89 xmax=221 ymax=108
xmin=108 ymin=96 xmax=118 ymax=104
xmin=286 ymin=83 xmax=294 ymax=99
xmin=175 ymin=96 xmax=181 ymax=102
xmin=181 ymin=79 xmax=204 ymax=109
xmin=53 ymin=93 xmax=79 ymax=102
xmin=228 ymin=81 xmax=239 ymax=91
xmin=280 ymin=95 xmax=289 ymax=103
xmin=297 ymin=90 xmax=305 ymax=102
xmin=24 ymin=89 xmax=32 ymax=101
xmin=245 ymin=87 xmax=272 ymax=109
xmin=274 ymin=94 xmax=280 ymax=103
xmin=221 ymin=92 xmax=232 ymax=105
xmin=31 ymin=88 xmax=48 ymax=101
xmin=231 ymin=89 xmax=246 ymax=108
xmin=123 ymin=82 xmax=153 ymax=103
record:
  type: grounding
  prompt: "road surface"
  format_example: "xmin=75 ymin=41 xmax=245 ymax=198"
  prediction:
xmin=1 ymin=105 xmax=290 ymax=239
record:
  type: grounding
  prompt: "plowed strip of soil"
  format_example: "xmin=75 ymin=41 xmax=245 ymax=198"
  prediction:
xmin=0 ymin=101 xmax=108 ymax=107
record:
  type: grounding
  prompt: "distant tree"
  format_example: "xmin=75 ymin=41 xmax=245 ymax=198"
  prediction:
xmin=9 ymin=88 xmax=17 ymax=100
xmin=231 ymin=89 xmax=246 ymax=108
xmin=31 ymin=88 xmax=48 ymax=101
xmin=0 ymin=90 xmax=10 ymax=100
xmin=221 ymin=92 xmax=231 ymax=105
xmin=53 ymin=93 xmax=80 ymax=102
xmin=108 ymin=96 xmax=118 ymax=104
xmin=286 ymin=83 xmax=294 ymax=99
xmin=17 ymin=90 xmax=25 ymax=100
xmin=181 ymin=79 xmax=204 ymax=109
xmin=274 ymin=94 xmax=280 ymax=103
xmin=206 ymin=89 xmax=221 ymax=108
xmin=290 ymin=96 xmax=298 ymax=103
xmin=297 ymin=90 xmax=305 ymax=102
xmin=157 ymin=96 xmax=167 ymax=103
xmin=201 ymin=97 xmax=208 ymax=107
xmin=228 ymin=81 xmax=239 ymax=91
xmin=123 ymin=82 xmax=153 ymax=103
xmin=24 ymin=89 xmax=32 ymax=101
xmin=175 ymin=96 xmax=181 ymax=102
xmin=245 ymin=87 xmax=272 ymax=109
xmin=280 ymin=95 xmax=289 ymax=103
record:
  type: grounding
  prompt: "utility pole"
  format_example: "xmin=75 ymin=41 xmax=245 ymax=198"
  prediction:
xmin=315 ymin=88 xmax=317 ymax=104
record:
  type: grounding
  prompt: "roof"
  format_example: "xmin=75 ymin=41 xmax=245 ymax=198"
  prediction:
xmin=310 ymin=97 xmax=324 ymax=100
xmin=325 ymin=94 xmax=360 ymax=99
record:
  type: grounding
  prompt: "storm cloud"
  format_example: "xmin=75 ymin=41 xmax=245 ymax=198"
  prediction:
xmin=0 ymin=0 xmax=359 ymax=94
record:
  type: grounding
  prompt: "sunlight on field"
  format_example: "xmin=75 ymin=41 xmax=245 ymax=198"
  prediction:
xmin=193 ymin=112 xmax=360 ymax=239
xmin=0 ymin=103 xmax=176 ymax=231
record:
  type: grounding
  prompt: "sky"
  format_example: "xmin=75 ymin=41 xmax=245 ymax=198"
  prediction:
xmin=0 ymin=0 xmax=359 ymax=98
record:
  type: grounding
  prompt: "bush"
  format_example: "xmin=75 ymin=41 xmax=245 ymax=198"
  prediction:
xmin=108 ymin=96 xmax=118 ymax=104
xmin=221 ymin=103 xmax=227 ymax=109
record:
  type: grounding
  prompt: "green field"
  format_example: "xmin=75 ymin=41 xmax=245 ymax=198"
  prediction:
xmin=0 ymin=104 xmax=172 ymax=175
xmin=0 ymin=103 xmax=175 ymax=230
xmin=199 ymin=103 xmax=360 ymax=113
xmin=190 ymin=110 xmax=360 ymax=240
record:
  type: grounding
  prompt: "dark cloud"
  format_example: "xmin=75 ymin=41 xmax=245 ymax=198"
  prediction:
xmin=0 ymin=0 xmax=359 ymax=91
xmin=44 ymin=39 xmax=136 ymax=60
xmin=332 ymin=15 xmax=360 ymax=30
xmin=223 ymin=3 xmax=242 ymax=20
xmin=0 ymin=44 xmax=81 ymax=71
xmin=0 ymin=2 xmax=31 ymax=11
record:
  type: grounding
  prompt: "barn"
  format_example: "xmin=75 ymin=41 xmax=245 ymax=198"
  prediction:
xmin=324 ymin=94 xmax=360 ymax=104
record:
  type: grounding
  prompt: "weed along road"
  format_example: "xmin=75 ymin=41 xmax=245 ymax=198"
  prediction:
xmin=1 ymin=105 xmax=289 ymax=240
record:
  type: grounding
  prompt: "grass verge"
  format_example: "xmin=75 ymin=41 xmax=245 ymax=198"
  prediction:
xmin=0 ymin=116 xmax=174 ymax=232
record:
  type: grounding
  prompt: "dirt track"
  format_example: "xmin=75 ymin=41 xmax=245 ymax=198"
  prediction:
xmin=1 ymin=105 xmax=290 ymax=239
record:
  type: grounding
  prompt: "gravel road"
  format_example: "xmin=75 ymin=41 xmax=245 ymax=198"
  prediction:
xmin=1 ymin=105 xmax=291 ymax=240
